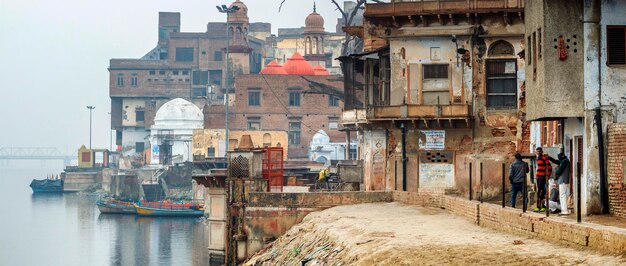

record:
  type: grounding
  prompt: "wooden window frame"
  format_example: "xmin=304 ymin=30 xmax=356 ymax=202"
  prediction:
xmin=607 ymin=26 xmax=626 ymax=65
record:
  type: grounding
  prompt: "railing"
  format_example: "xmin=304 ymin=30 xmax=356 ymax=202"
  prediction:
xmin=365 ymin=0 xmax=524 ymax=17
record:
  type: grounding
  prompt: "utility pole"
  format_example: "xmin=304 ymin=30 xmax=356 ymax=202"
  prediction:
xmin=217 ymin=4 xmax=239 ymax=156
xmin=87 ymin=106 xmax=95 ymax=149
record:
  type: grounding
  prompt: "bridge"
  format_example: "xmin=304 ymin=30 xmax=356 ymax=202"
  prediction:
xmin=0 ymin=147 xmax=75 ymax=166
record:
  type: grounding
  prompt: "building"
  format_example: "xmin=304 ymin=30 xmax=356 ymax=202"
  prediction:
xmin=109 ymin=1 xmax=269 ymax=158
xmin=309 ymin=130 xmax=357 ymax=165
xmin=192 ymin=129 xmax=289 ymax=160
xmin=204 ymin=53 xmax=346 ymax=160
xmin=525 ymin=0 xmax=626 ymax=217
xmin=264 ymin=3 xmax=346 ymax=75
xmin=340 ymin=1 xmax=526 ymax=195
xmin=149 ymin=98 xmax=204 ymax=165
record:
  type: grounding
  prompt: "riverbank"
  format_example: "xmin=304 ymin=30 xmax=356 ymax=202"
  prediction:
xmin=245 ymin=203 xmax=625 ymax=265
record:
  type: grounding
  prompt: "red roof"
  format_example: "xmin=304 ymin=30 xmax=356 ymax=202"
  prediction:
xmin=283 ymin=52 xmax=315 ymax=75
xmin=260 ymin=60 xmax=288 ymax=75
xmin=313 ymin=65 xmax=330 ymax=76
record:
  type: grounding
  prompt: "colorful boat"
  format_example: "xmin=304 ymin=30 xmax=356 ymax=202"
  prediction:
xmin=134 ymin=203 xmax=205 ymax=217
xmin=96 ymin=198 xmax=136 ymax=214
xmin=30 ymin=179 xmax=63 ymax=193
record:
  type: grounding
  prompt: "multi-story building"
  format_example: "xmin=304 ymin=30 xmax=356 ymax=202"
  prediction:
xmin=525 ymin=0 xmax=626 ymax=216
xmin=204 ymin=53 xmax=345 ymax=160
xmin=109 ymin=1 xmax=268 ymax=156
xmin=340 ymin=0 xmax=526 ymax=196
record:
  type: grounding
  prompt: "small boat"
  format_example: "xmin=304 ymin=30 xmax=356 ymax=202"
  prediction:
xmin=30 ymin=179 xmax=63 ymax=193
xmin=134 ymin=203 xmax=205 ymax=217
xmin=96 ymin=198 xmax=136 ymax=214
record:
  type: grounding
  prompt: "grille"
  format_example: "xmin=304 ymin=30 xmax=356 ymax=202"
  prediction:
xmin=231 ymin=155 xmax=250 ymax=178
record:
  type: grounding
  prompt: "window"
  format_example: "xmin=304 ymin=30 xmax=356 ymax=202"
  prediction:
xmin=175 ymin=47 xmax=194 ymax=62
xmin=247 ymin=121 xmax=260 ymax=130
xmin=532 ymin=32 xmax=537 ymax=67
xmin=135 ymin=142 xmax=145 ymax=153
xmin=329 ymin=120 xmax=338 ymax=129
xmin=135 ymin=108 xmax=144 ymax=122
xmin=328 ymin=96 xmax=339 ymax=107
xmin=116 ymin=74 xmax=124 ymax=87
xmin=289 ymin=91 xmax=301 ymax=106
xmin=159 ymin=70 xmax=165 ymax=75
xmin=538 ymin=28 xmax=542 ymax=59
xmin=192 ymin=71 xmax=209 ymax=85
xmin=131 ymin=74 xmax=138 ymax=86
xmin=207 ymin=147 xmax=215 ymax=157
xmin=607 ymin=26 xmax=626 ymax=65
xmin=486 ymin=60 xmax=517 ymax=109
xmin=214 ymin=51 xmax=223 ymax=61
xmin=173 ymin=70 xmax=179 ymax=75
xmin=527 ymin=35 xmax=532 ymax=65
xmin=149 ymin=70 xmax=156 ymax=75
xmin=288 ymin=122 xmax=301 ymax=145
xmin=248 ymin=90 xmax=260 ymax=106
xmin=182 ymin=70 xmax=189 ymax=75
xmin=193 ymin=88 xmax=207 ymax=97
xmin=423 ymin=64 xmax=448 ymax=79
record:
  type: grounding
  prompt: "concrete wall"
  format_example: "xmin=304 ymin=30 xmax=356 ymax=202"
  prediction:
xmin=600 ymin=1 xmax=626 ymax=123
xmin=525 ymin=0 xmax=584 ymax=120
xmin=64 ymin=172 xmax=99 ymax=192
xmin=192 ymin=129 xmax=289 ymax=159
xmin=109 ymin=174 xmax=142 ymax=201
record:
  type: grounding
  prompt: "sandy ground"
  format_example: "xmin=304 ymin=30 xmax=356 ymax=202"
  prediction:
xmin=245 ymin=203 xmax=626 ymax=266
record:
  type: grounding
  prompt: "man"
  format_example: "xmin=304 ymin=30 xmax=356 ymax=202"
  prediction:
xmin=548 ymin=178 xmax=562 ymax=214
xmin=317 ymin=167 xmax=330 ymax=190
xmin=509 ymin=153 xmax=529 ymax=208
xmin=549 ymin=153 xmax=571 ymax=215
xmin=534 ymin=147 xmax=552 ymax=212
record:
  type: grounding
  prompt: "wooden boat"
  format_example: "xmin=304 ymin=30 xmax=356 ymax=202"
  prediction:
xmin=30 ymin=179 xmax=63 ymax=193
xmin=96 ymin=198 xmax=136 ymax=214
xmin=133 ymin=203 xmax=205 ymax=217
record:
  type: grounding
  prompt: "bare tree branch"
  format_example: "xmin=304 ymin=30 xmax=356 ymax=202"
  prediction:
xmin=278 ymin=0 xmax=286 ymax=12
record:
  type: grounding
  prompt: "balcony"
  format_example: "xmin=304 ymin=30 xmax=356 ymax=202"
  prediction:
xmin=341 ymin=109 xmax=367 ymax=125
xmin=364 ymin=0 xmax=524 ymax=17
xmin=369 ymin=104 xmax=472 ymax=127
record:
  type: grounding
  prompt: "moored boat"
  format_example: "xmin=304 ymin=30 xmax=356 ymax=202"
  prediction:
xmin=30 ymin=179 xmax=63 ymax=193
xmin=134 ymin=203 xmax=205 ymax=217
xmin=96 ymin=198 xmax=136 ymax=214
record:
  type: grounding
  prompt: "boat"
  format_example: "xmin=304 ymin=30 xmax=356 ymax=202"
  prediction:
xmin=134 ymin=202 xmax=205 ymax=217
xmin=30 ymin=179 xmax=63 ymax=193
xmin=96 ymin=198 xmax=136 ymax=214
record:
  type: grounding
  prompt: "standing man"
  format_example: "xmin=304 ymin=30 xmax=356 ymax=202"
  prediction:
xmin=534 ymin=147 xmax=552 ymax=212
xmin=509 ymin=153 xmax=529 ymax=208
xmin=549 ymin=153 xmax=571 ymax=215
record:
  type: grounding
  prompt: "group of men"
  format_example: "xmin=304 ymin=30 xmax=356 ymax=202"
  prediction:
xmin=509 ymin=147 xmax=571 ymax=215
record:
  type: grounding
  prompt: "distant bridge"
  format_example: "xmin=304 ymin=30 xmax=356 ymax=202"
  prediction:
xmin=0 ymin=147 xmax=75 ymax=166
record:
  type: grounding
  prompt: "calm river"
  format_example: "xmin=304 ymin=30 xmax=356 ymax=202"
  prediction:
xmin=0 ymin=165 xmax=212 ymax=266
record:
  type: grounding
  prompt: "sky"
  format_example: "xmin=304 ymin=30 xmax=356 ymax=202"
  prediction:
xmin=0 ymin=0 xmax=349 ymax=155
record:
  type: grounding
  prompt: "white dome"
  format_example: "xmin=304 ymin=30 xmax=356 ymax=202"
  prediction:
xmin=153 ymin=98 xmax=203 ymax=130
xmin=311 ymin=130 xmax=330 ymax=144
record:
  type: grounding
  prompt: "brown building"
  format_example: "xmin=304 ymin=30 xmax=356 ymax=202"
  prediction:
xmin=340 ymin=0 xmax=526 ymax=197
xmin=204 ymin=56 xmax=345 ymax=160
xmin=109 ymin=2 xmax=269 ymax=155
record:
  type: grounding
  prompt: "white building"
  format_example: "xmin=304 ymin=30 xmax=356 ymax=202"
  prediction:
xmin=150 ymin=98 xmax=203 ymax=165
xmin=309 ymin=130 xmax=356 ymax=165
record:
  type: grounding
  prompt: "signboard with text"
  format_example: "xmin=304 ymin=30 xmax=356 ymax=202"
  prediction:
xmin=419 ymin=130 xmax=445 ymax=150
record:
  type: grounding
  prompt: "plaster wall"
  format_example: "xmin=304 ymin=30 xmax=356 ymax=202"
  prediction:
xmin=121 ymin=127 xmax=148 ymax=154
xmin=192 ymin=129 xmax=289 ymax=159
xmin=122 ymin=99 xmax=146 ymax=127
xmin=600 ymin=1 xmax=626 ymax=123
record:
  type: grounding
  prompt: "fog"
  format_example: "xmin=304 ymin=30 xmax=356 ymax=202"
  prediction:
xmin=0 ymin=0 xmax=348 ymax=155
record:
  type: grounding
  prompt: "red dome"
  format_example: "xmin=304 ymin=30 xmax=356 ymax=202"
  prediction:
xmin=313 ymin=65 xmax=330 ymax=76
xmin=283 ymin=52 xmax=315 ymax=75
xmin=260 ymin=61 xmax=288 ymax=75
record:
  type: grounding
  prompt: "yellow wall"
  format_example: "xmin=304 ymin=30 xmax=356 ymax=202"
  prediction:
xmin=192 ymin=129 xmax=289 ymax=160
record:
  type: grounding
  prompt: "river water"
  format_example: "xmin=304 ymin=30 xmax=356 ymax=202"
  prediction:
xmin=0 ymin=165 xmax=212 ymax=266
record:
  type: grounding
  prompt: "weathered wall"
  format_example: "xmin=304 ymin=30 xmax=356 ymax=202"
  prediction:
xmin=192 ymin=129 xmax=289 ymax=159
xmin=600 ymin=1 xmax=626 ymax=123
xmin=525 ymin=0 xmax=584 ymax=120
xmin=64 ymin=172 xmax=100 ymax=192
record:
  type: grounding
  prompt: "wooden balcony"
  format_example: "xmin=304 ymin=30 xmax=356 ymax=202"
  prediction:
xmin=341 ymin=109 xmax=368 ymax=125
xmin=369 ymin=104 xmax=472 ymax=127
xmin=364 ymin=0 xmax=524 ymax=17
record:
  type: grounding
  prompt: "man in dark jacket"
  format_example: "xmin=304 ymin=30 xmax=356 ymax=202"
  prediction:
xmin=509 ymin=153 xmax=529 ymax=208
xmin=549 ymin=153 xmax=571 ymax=215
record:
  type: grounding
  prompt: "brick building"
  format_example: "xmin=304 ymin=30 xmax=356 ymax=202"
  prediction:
xmin=340 ymin=0 xmax=526 ymax=196
xmin=109 ymin=1 xmax=269 ymax=155
xmin=204 ymin=55 xmax=345 ymax=160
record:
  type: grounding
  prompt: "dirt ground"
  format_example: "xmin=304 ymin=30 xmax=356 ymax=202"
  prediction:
xmin=244 ymin=203 xmax=626 ymax=266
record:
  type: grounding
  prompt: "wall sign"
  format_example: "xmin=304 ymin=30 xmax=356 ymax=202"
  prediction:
xmin=419 ymin=130 xmax=445 ymax=150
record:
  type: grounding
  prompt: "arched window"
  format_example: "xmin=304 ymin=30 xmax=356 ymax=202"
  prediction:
xmin=488 ymin=40 xmax=515 ymax=56
xmin=263 ymin=133 xmax=272 ymax=147
xmin=400 ymin=47 xmax=406 ymax=59
xmin=314 ymin=36 xmax=319 ymax=54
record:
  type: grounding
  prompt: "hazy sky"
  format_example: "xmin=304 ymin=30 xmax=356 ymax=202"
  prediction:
xmin=0 ymin=0 xmax=349 ymax=154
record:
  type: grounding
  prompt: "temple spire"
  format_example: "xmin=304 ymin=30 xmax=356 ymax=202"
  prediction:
xmin=313 ymin=1 xmax=316 ymax=13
